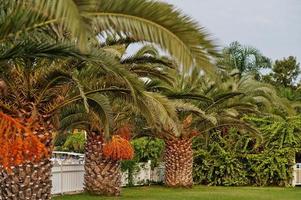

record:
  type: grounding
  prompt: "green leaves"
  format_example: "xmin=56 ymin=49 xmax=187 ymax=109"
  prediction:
xmin=0 ymin=40 xmax=86 ymax=62
xmin=86 ymin=93 xmax=113 ymax=139
xmin=246 ymin=115 xmax=301 ymax=149
xmin=86 ymin=0 xmax=217 ymax=73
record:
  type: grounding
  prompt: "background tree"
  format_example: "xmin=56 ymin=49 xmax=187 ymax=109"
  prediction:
xmin=219 ymin=41 xmax=271 ymax=79
xmin=263 ymin=56 xmax=300 ymax=88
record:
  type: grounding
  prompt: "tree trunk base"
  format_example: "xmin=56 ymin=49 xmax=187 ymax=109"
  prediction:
xmin=84 ymin=132 xmax=121 ymax=196
xmin=164 ymin=137 xmax=193 ymax=188
xmin=0 ymin=159 xmax=52 ymax=200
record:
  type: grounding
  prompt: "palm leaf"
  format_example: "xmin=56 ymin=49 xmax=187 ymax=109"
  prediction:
xmin=86 ymin=0 xmax=217 ymax=73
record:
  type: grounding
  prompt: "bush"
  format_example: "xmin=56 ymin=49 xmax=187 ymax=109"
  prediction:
xmin=59 ymin=131 xmax=86 ymax=153
xmin=121 ymin=137 xmax=164 ymax=186
xmin=192 ymin=128 xmax=296 ymax=186
xmin=245 ymin=148 xmax=295 ymax=186
xmin=193 ymin=149 xmax=248 ymax=186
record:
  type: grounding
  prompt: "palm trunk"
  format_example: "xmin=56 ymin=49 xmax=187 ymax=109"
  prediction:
xmin=0 ymin=119 xmax=53 ymax=200
xmin=164 ymin=137 xmax=193 ymax=187
xmin=84 ymin=132 xmax=121 ymax=196
xmin=0 ymin=159 xmax=52 ymax=200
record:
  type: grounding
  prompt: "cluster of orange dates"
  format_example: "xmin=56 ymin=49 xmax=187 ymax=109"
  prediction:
xmin=103 ymin=125 xmax=134 ymax=160
xmin=0 ymin=112 xmax=48 ymax=171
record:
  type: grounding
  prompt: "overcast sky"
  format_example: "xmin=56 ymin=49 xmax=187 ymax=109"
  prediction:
xmin=163 ymin=0 xmax=301 ymax=62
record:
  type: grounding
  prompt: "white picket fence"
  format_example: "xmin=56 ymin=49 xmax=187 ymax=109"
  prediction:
xmin=293 ymin=163 xmax=301 ymax=186
xmin=51 ymin=152 xmax=164 ymax=195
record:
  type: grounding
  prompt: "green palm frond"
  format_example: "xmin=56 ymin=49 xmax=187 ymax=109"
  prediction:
xmin=0 ymin=0 xmax=95 ymax=48
xmin=59 ymin=105 xmax=90 ymax=131
xmin=141 ymin=91 xmax=180 ymax=136
xmin=173 ymin=101 xmax=217 ymax=125
xmin=86 ymin=0 xmax=217 ymax=73
xmin=128 ymin=65 xmax=174 ymax=84
xmin=59 ymin=93 xmax=113 ymax=139
xmin=133 ymin=45 xmax=159 ymax=58
xmin=0 ymin=39 xmax=86 ymax=62
xmin=100 ymin=33 xmax=137 ymax=47
xmin=86 ymin=93 xmax=113 ymax=139
xmin=204 ymin=92 xmax=244 ymax=112
xmin=88 ymin=47 xmax=146 ymax=102
xmin=167 ymin=92 xmax=213 ymax=103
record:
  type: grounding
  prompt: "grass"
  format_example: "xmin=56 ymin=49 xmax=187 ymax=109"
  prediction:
xmin=53 ymin=185 xmax=301 ymax=200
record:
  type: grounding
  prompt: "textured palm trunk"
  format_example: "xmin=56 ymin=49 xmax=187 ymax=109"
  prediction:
xmin=84 ymin=132 xmax=121 ymax=196
xmin=164 ymin=137 xmax=193 ymax=187
xmin=0 ymin=119 xmax=53 ymax=200
xmin=0 ymin=159 xmax=52 ymax=200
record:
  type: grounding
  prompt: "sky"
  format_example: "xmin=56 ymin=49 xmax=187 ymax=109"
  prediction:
xmin=163 ymin=0 xmax=301 ymax=62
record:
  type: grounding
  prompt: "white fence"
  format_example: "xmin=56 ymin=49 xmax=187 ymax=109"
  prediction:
xmin=51 ymin=152 xmax=164 ymax=195
xmin=293 ymin=163 xmax=301 ymax=186
xmin=52 ymin=163 xmax=85 ymax=194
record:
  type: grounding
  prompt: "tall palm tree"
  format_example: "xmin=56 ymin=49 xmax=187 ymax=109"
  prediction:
xmin=218 ymin=41 xmax=271 ymax=78
xmin=59 ymin=105 xmax=124 ymax=196
xmin=0 ymin=54 xmax=96 ymax=199
xmin=122 ymin=45 xmax=280 ymax=187
xmin=56 ymin=59 xmax=139 ymax=196
xmin=0 ymin=1 xmax=95 ymax=198
xmin=58 ymin=57 xmax=182 ymax=195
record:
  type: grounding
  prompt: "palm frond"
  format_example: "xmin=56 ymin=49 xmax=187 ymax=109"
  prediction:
xmin=86 ymin=0 xmax=217 ymax=73
xmin=0 ymin=0 xmax=95 ymax=48
xmin=0 ymin=40 xmax=86 ymax=61
xmin=86 ymin=93 xmax=113 ymax=139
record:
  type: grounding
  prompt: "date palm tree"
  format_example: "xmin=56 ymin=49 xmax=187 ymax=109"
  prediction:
xmin=58 ymin=58 xmax=181 ymax=195
xmin=218 ymin=41 xmax=271 ymax=78
xmin=0 ymin=53 xmax=93 ymax=199
xmin=122 ymin=45 xmax=282 ymax=187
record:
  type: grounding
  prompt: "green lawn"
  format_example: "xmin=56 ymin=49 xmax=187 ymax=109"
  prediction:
xmin=53 ymin=186 xmax=301 ymax=200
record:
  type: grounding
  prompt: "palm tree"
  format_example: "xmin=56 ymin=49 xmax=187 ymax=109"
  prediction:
xmin=0 ymin=1 xmax=95 ymax=198
xmin=122 ymin=45 xmax=281 ymax=187
xmin=58 ymin=59 xmax=182 ymax=195
xmin=218 ymin=41 xmax=271 ymax=78
xmin=56 ymin=57 xmax=139 ymax=196
xmin=53 ymin=40 xmax=184 ymax=196
xmin=59 ymin=105 xmax=125 ymax=196
xmin=0 ymin=55 xmax=95 ymax=199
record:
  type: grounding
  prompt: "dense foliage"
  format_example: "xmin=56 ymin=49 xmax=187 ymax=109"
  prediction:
xmin=193 ymin=138 xmax=295 ymax=186
xmin=192 ymin=46 xmax=301 ymax=186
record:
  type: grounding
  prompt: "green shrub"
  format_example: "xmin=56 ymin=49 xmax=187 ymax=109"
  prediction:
xmin=245 ymin=148 xmax=295 ymax=186
xmin=192 ymin=127 xmax=296 ymax=186
xmin=121 ymin=137 xmax=164 ymax=186
xmin=61 ymin=131 xmax=86 ymax=153
xmin=193 ymin=149 xmax=248 ymax=186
